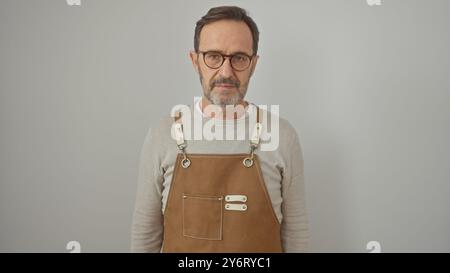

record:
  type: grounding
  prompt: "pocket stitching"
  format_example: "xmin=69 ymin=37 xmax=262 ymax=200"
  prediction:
xmin=182 ymin=194 xmax=223 ymax=240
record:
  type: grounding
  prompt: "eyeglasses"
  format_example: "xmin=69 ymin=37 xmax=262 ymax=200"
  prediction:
xmin=198 ymin=51 xmax=254 ymax=71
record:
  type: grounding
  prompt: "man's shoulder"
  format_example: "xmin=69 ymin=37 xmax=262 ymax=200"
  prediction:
xmin=259 ymin=107 xmax=298 ymax=137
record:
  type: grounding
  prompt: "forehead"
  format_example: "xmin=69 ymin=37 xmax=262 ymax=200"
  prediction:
xmin=199 ymin=20 xmax=253 ymax=55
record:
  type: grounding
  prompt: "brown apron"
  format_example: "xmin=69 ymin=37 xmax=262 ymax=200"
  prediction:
xmin=162 ymin=107 xmax=283 ymax=253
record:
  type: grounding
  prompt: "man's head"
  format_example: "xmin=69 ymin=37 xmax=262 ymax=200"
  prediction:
xmin=189 ymin=6 xmax=260 ymax=107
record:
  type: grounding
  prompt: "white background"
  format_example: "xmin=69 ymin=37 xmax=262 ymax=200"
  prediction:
xmin=1 ymin=0 xmax=449 ymax=252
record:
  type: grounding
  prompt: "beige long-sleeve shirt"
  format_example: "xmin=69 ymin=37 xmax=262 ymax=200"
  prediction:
xmin=131 ymin=101 xmax=309 ymax=252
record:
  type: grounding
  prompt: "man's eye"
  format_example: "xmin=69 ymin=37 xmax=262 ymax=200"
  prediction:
xmin=207 ymin=54 xmax=221 ymax=60
xmin=234 ymin=55 xmax=246 ymax=62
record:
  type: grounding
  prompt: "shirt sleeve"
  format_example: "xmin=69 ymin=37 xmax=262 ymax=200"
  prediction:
xmin=281 ymin=129 xmax=310 ymax=252
xmin=131 ymin=128 xmax=164 ymax=252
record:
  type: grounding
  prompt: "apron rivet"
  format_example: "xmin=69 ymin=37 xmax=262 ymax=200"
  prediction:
xmin=181 ymin=158 xmax=191 ymax=168
xmin=243 ymin=158 xmax=253 ymax=168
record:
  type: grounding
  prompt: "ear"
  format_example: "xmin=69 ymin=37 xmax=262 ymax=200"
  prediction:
xmin=249 ymin=54 xmax=259 ymax=77
xmin=189 ymin=50 xmax=200 ymax=74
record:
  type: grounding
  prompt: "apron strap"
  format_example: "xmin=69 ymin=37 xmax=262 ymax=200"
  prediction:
xmin=244 ymin=106 xmax=263 ymax=168
xmin=173 ymin=103 xmax=262 ymax=168
xmin=173 ymin=112 xmax=186 ymax=149
xmin=173 ymin=111 xmax=191 ymax=168
xmin=250 ymin=106 xmax=263 ymax=148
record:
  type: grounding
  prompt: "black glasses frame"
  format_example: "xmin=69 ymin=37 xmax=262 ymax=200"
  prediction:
xmin=197 ymin=51 xmax=254 ymax=71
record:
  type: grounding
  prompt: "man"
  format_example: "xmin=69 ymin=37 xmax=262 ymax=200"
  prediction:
xmin=131 ymin=6 xmax=309 ymax=252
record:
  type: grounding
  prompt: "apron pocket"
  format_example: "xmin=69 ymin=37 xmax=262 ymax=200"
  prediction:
xmin=182 ymin=194 xmax=223 ymax=240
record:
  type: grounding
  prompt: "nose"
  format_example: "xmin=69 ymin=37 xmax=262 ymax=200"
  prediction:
xmin=218 ymin=57 xmax=235 ymax=78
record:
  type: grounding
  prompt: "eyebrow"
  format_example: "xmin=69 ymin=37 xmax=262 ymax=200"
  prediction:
xmin=202 ymin=49 xmax=253 ymax=56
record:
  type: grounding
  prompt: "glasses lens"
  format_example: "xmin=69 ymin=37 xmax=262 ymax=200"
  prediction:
xmin=231 ymin=54 xmax=250 ymax=71
xmin=204 ymin=52 xmax=223 ymax=68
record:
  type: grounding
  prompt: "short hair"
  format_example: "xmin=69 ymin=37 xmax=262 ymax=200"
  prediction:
xmin=194 ymin=6 xmax=260 ymax=55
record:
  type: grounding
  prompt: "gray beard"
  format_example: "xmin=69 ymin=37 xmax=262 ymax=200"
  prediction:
xmin=199 ymin=72 xmax=246 ymax=107
xmin=206 ymin=89 xmax=242 ymax=107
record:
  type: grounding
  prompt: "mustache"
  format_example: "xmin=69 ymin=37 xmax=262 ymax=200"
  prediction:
xmin=210 ymin=78 xmax=240 ymax=88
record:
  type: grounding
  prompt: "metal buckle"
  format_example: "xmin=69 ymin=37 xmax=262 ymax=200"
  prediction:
xmin=225 ymin=203 xmax=247 ymax=211
xmin=242 ymin=157 xmax=253 ymax=168
xmin=181 ymin=153 xmax=191 ymax=168
xmin=225 ymin=195 xmax=247 ymax=202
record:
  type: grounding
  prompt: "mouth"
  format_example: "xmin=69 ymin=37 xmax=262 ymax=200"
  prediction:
xmin=215 ymin=84 xmax=236 ymax=88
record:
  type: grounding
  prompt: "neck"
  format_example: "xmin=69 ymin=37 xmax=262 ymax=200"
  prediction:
xmin=200 ymin=97 xmax=248 ymax=120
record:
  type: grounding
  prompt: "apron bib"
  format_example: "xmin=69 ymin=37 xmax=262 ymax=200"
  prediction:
xmin=162 ymin=107 xmax=282 ymax=252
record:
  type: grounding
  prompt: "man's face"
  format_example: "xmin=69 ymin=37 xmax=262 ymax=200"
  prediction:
xmin=190 ymin=20 xmax=259 ymax=107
